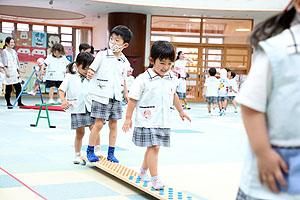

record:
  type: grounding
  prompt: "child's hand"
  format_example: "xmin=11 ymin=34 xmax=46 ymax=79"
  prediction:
xmin=61 ymin=100 xmax=70 ymax=110
xmin=122 ymin=118 xmax=132 ymax=133
xmin=201 ymin=93 xmax=205 ymax=98
xmin=179 ymin=111 xmax=191 ymax=122
xmin=256 ymin=148 xmax=288 ymax=193
xmin=5 ymin=72 xmax=10 ymax=78
xmin=87 ymin=69 xmax=95 ymax=80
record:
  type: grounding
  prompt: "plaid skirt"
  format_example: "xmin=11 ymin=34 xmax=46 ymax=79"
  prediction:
xmin=71 ymin=111 xmax=95 ymax=129
xmin=218 ymin=96 xmax=229 ymax=102
xmin=206 ymin=96 xmax=218 ymax=104
xmin=132 ymin=127 xmax=170 ymax=147
xmin=236 ymin=188 xmax=262 ymax=200
xmin=228 ymin=96 xmax=236 ymax=101
xmin=176 ymin=92 xmax=186 ymax=99
xmin=91 ymin=99 xmax=122 ymax=121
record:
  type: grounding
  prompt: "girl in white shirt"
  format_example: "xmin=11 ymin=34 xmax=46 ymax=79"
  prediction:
xmin=235 ymin=1 xmax=300 ymax=199
xmin=59 ymin=52 xmax=100 ymax=164
xmin=122 ymin=41 xmax=191 ymax=190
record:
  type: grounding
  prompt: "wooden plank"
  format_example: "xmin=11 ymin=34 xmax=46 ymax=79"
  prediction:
xmin=82 ymin=156 xmax=198 ymax=200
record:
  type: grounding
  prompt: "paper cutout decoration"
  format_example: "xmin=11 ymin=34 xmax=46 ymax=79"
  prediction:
xmin=16 ymin=46 xmax=47 ymax=62
xmin=32 ymin=32 xmax=47 ymax=48
xmin=0 ymin=33 xmax=13 ymax=49
xmin=16 ymin=31 xmax=32 ymax=47
xmin=19 ymin=61 xmax=35 ymax=78
xmin=66 ymin=55 xmax=72 ymax=62
xmin=47 ymin=34 xmax=61 ymax=54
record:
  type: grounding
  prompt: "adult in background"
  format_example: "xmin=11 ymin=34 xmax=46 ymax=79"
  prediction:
xmin=1 ymin=37 xmax=25 ymax=108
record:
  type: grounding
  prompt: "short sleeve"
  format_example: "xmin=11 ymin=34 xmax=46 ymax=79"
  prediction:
xmin=235 ymin=52 xmax=272 ymax=113
xmin=204 ymin=78 xmax=208 ymax=87
xmin=89 ymin=51 xmax=103 ymax=72
xmin=44 ymin=55 xmax=51 ymax=66
xmin=1 ymin=50 xmax=8 ymax=66
xmin=58 ymin=74 xmax=70 ymax=92
xmin=128 ymin=74 xmax=145 ymax=101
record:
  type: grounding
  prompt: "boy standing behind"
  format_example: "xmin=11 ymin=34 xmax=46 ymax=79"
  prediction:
xmin=228 ymin=71 xmax=238 ymax=113
xmin=202 ymin=68 xmax=219 ymax=115
xmin=86 ymin=25 xmax=132 ymax=163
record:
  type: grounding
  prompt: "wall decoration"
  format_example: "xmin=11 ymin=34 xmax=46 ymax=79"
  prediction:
xmin=16 ymin=46 xmax=47 ymax=62
xmin=0 ymin=33 xmax=13 ymax=49
xmin=47 ymin=34 xmax=61 ymax=54
xmin=64 ymin=46 xmax=73 ymax=62
xmin=32 ymin=32 xmax=47 ymax=48
xmin=16 ymin=31 xmax=32 ymax=47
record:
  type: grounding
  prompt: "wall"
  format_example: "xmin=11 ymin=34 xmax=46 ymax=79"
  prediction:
xmin=91 ymin=14 xmax=108 ymax=50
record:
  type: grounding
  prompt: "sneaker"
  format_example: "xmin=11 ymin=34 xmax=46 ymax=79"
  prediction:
xmin=139 ymin=171 xmax=151 ymax=182
xmin=151 ymin=176 xmax=165 ymax=190
xmin=73 ymin=153 xmax=81 ymax=164
xmin=18 ymin=103 xmax=25 ymax=106
xmin=95 ymin=145 xmax=101 ymax=157
xmin=49 ymin=99 xmax=55 ymax=104
xmin=28 ymin=91 xmax=36 ymax=96
xmin=234 ymin=109 xmax=238 ymax=113
xmin=220 ymin=109 xmax=225 ymax=116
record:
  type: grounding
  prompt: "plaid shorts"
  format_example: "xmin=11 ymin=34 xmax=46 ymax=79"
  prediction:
xmin=176 ymin=92 xmax=186 ymax=99
xmin=228 ymin=96 xmax=236 ymax=101
xmin=132 ymin=127 xmax=170 ymax=147
xmin=218 ymin=96 xmax=229 ymax=102
xmin=236 ymin=188 xmax=263 ymax=200
xmin=71 ymin=111 xmax=95 ymax=129
xmin=91 ymin=99 xmax=122 ymax=121
xmin=206 ymin=96 xmax=218 ymax=104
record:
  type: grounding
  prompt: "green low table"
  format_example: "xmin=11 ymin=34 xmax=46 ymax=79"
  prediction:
xmin=30 ymin=103 xmax=61 ymax=128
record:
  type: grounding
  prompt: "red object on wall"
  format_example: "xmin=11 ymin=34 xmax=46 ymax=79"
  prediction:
xmin=15 ymin=46 xmax=47 ymax=62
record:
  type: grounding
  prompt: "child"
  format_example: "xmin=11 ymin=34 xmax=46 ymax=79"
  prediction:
xmin=28 ymin=58 xmax=45 ymax=96
xmin=41 ymin=43 xmax=70 ymax=103
xmin=122 ymin=41 xmax=191 ymax=190
xmin=86 ymin=25 xmax=132 ymax=163
xmin=0 ymin=62 xmax=5 ymax=96
xmin=58 ymin=52 xmax=100 ymax=164
xmin=126 ymin=66 xmax=135 ymax=92
xmin=79 ymin=43 xmax=91 ymax=53
xmin=202 ymin=68 xmax=219 ymax=115
xmin=228 ymin=71 xmax=238 ymax=113
xmin=174 ymin=51 xmax=193 ymax=109
xmin=235 ymin=0 xmax=300 ymax=199
xmin=218 ymin=68 xmax=231 ymax=116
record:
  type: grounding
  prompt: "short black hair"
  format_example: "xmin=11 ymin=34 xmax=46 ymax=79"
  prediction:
xmin=68 ymin=52 xmax=94 ymax=74
xmin=225 ymin=67 xmax=231 ymax=72
xmin=231 ymin=71 xmax=236 ymax=78
xmin=110 ymin=25 xmax=133 ymax=44
xmin=149 ymin=41 xmax=175 ymax=68
xmin=208 ymin=68 xmax=216 ymax=76
xmin=79 ymin=43 xmax=91 ymax=52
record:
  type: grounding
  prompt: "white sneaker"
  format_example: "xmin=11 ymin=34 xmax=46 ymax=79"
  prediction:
xmin=73 ymin=152 xmax=81 ymax=164
xmin=95 ymin=145 xmax=101 ymax=157
xmin=28 ymin=91 xmax=36 ymax=96
xmin=49 ymin=99 xmax=55 ymax=104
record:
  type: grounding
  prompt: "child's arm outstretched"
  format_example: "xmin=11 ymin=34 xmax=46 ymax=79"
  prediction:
xmin=173 ymin=93 xmax=191 ymax=122
xmin=122 ymin=98 xmax=137 ymax=132
xmin=241 ymin=105 xmax=288 ymax=193
xmin=123 ymin=80 xmax=129 ymax=103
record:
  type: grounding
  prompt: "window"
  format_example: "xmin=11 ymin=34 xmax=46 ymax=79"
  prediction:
xmin=17 ymin=23 xmax=29 ymax=31
xmin=61 ymin=34 xmax=72 ymax=42
xmin=32 ymin=25 xmax=44 ymax=32
xmin=61 ymin=27 xmax=72 ymax=34
xmin=2 ymin=22 xmax=14 ymax=33
xmin=47 ymin=26 xmax=58 ymax=34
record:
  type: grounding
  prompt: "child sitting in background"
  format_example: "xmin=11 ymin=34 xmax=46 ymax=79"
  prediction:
xmin=28 ymin=58 xmax=45 ymax=96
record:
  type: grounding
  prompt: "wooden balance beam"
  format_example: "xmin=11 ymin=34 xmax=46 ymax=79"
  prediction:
xmin=82 ymin=155 xmax=197 ymax=200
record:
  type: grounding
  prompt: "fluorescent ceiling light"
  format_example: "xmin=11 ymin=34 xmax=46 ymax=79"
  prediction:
xmin=235 ymin=28 xmax=251 ymax=32
xmin=189 ymin=19 xmax=205 ymax=22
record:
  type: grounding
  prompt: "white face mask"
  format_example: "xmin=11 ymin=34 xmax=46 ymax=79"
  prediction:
xmin=109 ymin=42 xmax=124 ymax=53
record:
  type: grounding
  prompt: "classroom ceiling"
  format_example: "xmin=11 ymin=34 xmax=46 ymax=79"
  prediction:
xmin=0 ymin=0 xmax=288 ymax=27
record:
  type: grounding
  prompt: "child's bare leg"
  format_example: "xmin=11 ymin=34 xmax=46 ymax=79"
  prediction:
xmin=89 ymin=125 xmax=100 ymax=146
xmin=107 ymin=120 xmax=119 ymax=162
xmin=49 ymin=86 xmax=55 ymax=100
xmin=141 ymin=148 xmax=150 ymax=170
xmin=232 ymin=100 xmax=238 ymax=109
xmin=218 ymin=101 xmax=222 ymax=110
xmin=147 ymin=146 xmax=160 ymax=177
xmin=213 ymin=103 xmax=217 ymax=110
xmin=75 ymin=127 xmax=85 ymax=153
xmin=207 ymin=103 xmax=211 ymax=112
xmin=33 ymin=83 xmax=40 ymax=92
xmin=87 ymin=118 xmax=104 ymax=162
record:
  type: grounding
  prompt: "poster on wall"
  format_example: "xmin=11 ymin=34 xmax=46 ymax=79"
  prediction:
xmin=47 ymin=34 xmax=61 ymax=54
xmin=64 ymin=46 xmax=73 ymax=62
xmin=0 ymin=33 xmax=13 ymax=49
xmin=16 ymin=31 xmax=32 ymax=47
xmin=15 ymin=46 xmax=47 ymax=62
xmin=32 ymin=32 xmax=47 ymax=48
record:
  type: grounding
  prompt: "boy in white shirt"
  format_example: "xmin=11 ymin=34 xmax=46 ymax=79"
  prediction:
xmin=202 ymin=67 xmax=219 ymax=114
xmin=228 ymin=71 xmax=238 ymax=113
xmin=86 ymin=25 xmax=132 ymax=163
xmin=218 ymin=68 xmax=231 ymax=116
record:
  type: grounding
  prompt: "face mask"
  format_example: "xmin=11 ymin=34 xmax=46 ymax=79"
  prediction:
xmin=109 ymin=42 xmax=124 ymax=53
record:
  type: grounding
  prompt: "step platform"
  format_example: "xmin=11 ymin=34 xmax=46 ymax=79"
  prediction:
xmin=82 ymin=155 xmax=197 ymax=200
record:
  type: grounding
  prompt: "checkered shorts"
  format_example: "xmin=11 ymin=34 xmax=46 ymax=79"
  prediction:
xmin=206 ymin=96 xmax=218 ymax=104
xmin=218 ymin=96 xmax=229 ymax=102
xmin=176 ymin=92 xmax=186 ymax=99
xmin=91 ymin=99 xmax=122 ymax=121
xmin=132 ymin=127 xmax=170 ymax=147
xmin=71 ymin=111 xmax=95 ymax=129
xmin=236 ymin=188 xmax=263 ymax=200
xmin=228 ymin=96 xmax=236 ymax=101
